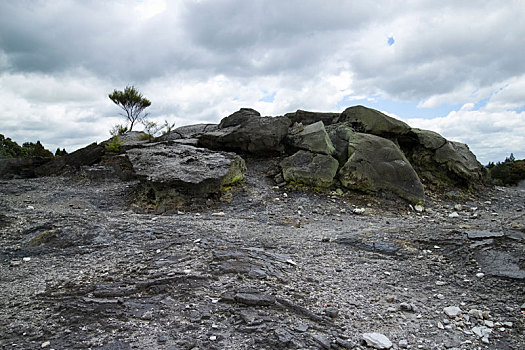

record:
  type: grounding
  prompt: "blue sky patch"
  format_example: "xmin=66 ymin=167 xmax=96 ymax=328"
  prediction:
xmin=259 ymin=91 xmax=276 ymax=103
xmin=336 ymin=94 xmax=462 ymax=120
xmin=387 ymin=36 xmax=395 ymax=46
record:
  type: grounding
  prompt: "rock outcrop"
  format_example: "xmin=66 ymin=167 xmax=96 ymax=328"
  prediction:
xmin=399 ymin=128 xmax=487 ymax=188
xmin=338 ymin=133 xmax=425 ymax=203
xmin=1 ymin=105 xmax=488 ymax=206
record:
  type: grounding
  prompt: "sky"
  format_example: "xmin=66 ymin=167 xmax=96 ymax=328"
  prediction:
xmin=1 ymin=0 xmax=524 ymax=164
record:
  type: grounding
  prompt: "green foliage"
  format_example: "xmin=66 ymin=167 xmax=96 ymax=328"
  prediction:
xmin=141 ymin=120 xmax=176 ymax=139
xmin=105 ymin=136 xmax=123 ymax=152
xmin=0 ymin=134 xmax=54 ymax=159
xmin=110 ymin=124 xmax=129 ymax=136
xmin=22 ymin=141 xmax=54 ymax=158
xmin=489 ymin=154 xmax=525 ymax=186
xmin=108 ymin=86 xmax=151 ymax=131
xmin=0 ymin=134 xmax=25 ymax=158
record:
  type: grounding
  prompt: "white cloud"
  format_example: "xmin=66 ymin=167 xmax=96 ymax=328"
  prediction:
xmin=406 ymin=107 xmax=525 ymax=164
xmin=0 ymin=1 xmax=525 ymax=162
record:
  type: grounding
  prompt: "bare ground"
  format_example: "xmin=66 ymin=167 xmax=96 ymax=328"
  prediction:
xmin=0 ymin=158 xmax=524 ymax=350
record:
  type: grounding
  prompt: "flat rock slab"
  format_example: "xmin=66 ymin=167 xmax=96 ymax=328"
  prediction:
xmin=474 ymin=250 xmax=525 ymax=280
xmin=126 ymin=143 xmax=246 ymax=195
xmin=467 ymin=230 xmax=504 ymax=239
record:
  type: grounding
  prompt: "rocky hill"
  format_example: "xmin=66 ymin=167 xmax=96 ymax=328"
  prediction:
xmin=1 ymin=105 xmax=489 ymax=209
xmin=1 ymin=106 xmax=523 ymax=350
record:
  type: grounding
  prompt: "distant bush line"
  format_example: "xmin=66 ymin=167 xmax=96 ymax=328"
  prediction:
xmin=0 ymin=134 xmax=66 ymax=159
xmin=487 ymin=153 xmax=525 ymax=186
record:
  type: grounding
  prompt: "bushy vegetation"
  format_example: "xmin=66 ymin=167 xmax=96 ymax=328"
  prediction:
xmin=0 ymin=134 xmax=55 ymax=159
xmin=105 ymin=136 xmax=123 ymax=152
xmin=487 ymin=153 xmax=525 ymax=186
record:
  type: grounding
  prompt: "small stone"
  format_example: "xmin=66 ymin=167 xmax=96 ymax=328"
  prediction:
xmin=448 ymin=212 xmax=459 ymax=218
xmin=437 ymin=322 xmax=444 ymax=329
xmin=23 ymin=257 xmax=31 ymax=262
xmin=324 ymin=307 xmax=339 ymax=318
xmin=414 ymin=204 xmax=424 ymax=212
xmin=27 ymin=205 xmax=35 ymax=210
xmin=353 ymin=208 xmax=366 ymax=215
xmin=211 ymin=212 xmax=225 ymax=216
xmin=234 ymin=293 xmax=275 ymax=306
xmin=157 ymin=336 xmax=168 ymax=343
xmin=468 ymin=309 xmax=483 ymax=319
xmin=398 ymin=339 xmax=409 ymax=348
xmin=454 ymin=204 xmax=463 ymax=211
xmin=443 ymin=306 xmax=462 ymax=318
xmin=436 ymin=294 xmax=445 ymax=300
xmin=385 ymin=295 xmax=396 ymax=303
xmin=209 ymin=335 xmax=217 ymax=341
xmin=399 ymin=302 xmax=417 ymax=312
xmin=475 ymin=273 xmax=485 ymax=278
xmin=472 ymin=326 xmax=492 ymax=338
xmin=502 ymin=321 xmax=513 ymax=327
xmin=294 ymin=324 xmax=308 ymax=333
xmin=41 ymin=341 xmax=50 ymax=348
xmin=484 ymin=320 xmax=494 ymax=328
xmin=435 ymin=281 xmax=447 ymax=286
xmin=362 ymin=332 xmax=392 ymax=349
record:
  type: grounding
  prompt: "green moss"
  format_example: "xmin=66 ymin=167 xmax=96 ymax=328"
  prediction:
xmin=29 ymin=229 xmax=59 ymax=246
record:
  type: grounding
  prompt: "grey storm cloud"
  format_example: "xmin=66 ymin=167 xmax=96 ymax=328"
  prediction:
xmin=2 ymin=0 xmax=524 ymax=100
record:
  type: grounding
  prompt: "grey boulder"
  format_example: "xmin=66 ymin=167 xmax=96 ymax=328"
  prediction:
xmin=284 ymin=109 xmax=341 ymax=126
xmin=199 ymin=116 xmax=291 ymax=153
xmin=338 ymin=133 xmax=424 ymax=203
xmin=280 ymin=150 xmax=339 ymax=188
xmin=287 ymin=121 xmax=335 ymax=155
xmin=126 ymin=143 xmax=246 ymax=195
xmin=339 ymin=105 xmax=410 ymax=137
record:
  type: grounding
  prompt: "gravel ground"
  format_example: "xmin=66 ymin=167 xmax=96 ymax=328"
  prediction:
xmin=0 ymin=158 xmax=524 ymax=350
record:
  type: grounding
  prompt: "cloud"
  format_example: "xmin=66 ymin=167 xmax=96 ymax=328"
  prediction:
xmin=0 ymin=1 xmax=524 ymax=162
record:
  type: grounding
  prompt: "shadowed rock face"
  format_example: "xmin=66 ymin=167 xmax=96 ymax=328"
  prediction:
xmin=399 ymin=128 xmax=488 ymax=188
xmin=338 ymin=133 xmax=425 ymax=204
xmin=284 ymin=109 xmax=341 ymax=126
xmin=126 ymin=143 xmax=246 ymax=196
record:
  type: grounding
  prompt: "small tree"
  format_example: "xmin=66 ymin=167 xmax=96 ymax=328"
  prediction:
xmin=108 ymin=85 xmax=151 ymax=131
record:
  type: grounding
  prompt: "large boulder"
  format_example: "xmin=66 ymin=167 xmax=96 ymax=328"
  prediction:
xmin=287 ymin=121 xmax=335 ymax=155
xmin=434 ymin=141 xmax=487 ymax=184
xmin=126 ymin=143 xmax=246 ymax=196
xmin=399 ymin=128 xmax=487 ymax=187
xmin=218 ymin=108 xmax=260 ymax=128
xmin=284 ymin=110 xmax=340 ymax=126
xmin=280 ymin=150 xmax=339 ymax=188
xmin=199 ymin=116 xmax=292 ymax=153
xmin=339 ymin=105 xmax=410 ymax=137
xmin=338 ymin=133 xmax=425 ymax=203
